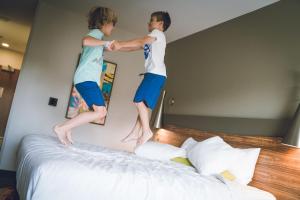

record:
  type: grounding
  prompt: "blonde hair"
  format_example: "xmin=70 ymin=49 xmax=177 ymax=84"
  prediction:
xmin=88 ymin=7 xmax=118 ymax=29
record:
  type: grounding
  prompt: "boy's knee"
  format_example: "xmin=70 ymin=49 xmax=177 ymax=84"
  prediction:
xmin=134 ymin=102 xmax=143 ymax=107
xmin=97 ymin=109 xmax=107 ymax=119
xmin=102 ymin=108 xmax=107 ymax=117
xmin=93 ymin=105 xmax=107 ymax=118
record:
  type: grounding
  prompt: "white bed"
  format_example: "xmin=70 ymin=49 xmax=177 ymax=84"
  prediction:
xmin=16 ymin=134 xmax=276 ymax=200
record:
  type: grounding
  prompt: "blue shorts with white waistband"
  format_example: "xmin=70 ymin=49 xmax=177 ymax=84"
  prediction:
xmin=75 ymin=81 xmax=105 ymax=109
xmin=133 ymin=73 xmax=166 ymax=110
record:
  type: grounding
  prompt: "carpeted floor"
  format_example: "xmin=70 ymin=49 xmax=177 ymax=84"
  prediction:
xmin=0 ymin=170 xmax=19 ymax=200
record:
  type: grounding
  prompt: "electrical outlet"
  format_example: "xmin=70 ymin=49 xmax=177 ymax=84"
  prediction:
xmin=48 ymin=97 xmax=58 ymax=107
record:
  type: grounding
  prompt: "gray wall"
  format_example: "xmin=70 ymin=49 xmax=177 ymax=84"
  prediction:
xmin=164 ymin=0 xmax=300 ymax=136
xmin=0 ymin=0 xmax=145 ymax=171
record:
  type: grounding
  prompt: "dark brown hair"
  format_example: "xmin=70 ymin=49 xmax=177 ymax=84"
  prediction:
xmin=88 ymin=7 xmax=118 ymax=29
xmin=151 ymin=11 xmax=171 ymax=32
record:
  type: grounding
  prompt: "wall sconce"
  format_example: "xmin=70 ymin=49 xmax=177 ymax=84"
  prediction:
xmin=0 ymin=87 xmax=4 ymax=98
xmin=282 ymin=103 xmax=300 ymax=148
xmin=151 ymin=90 xmax=166 ymax=129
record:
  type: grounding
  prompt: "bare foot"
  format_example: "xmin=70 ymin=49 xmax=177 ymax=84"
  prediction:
xmin=121 ymin=126 xmax=142 ymax=143
xmin=135 ymin=130 xmax=153 ymax=148
xmin=66 ymin=130 xmax=74 ymax=144
xmin=54 ymin=125 xmax=68 ymax=145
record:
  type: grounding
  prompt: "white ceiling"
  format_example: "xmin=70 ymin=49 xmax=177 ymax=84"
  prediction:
xmin=47 ymin=0 xmax=279 ymax=43
xmin=1 ymin=0 xmax=279 ymax=52
xmin=0 ymin=20 xmax=32 ymax=53
xmin=0 ymin=0 xmax=38 ymax=53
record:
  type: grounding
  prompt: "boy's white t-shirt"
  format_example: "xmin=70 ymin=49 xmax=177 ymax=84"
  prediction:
xmin=144 ymin=29 xmax=166 ymax=77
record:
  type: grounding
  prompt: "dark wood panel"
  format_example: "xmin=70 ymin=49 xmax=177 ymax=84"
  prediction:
xmin=0 ymin=170 xmax=16 ymax=188
xmin=0 ymin=69 xmax=20 ymax=137
xmin=153 ymin=125 xmax=300 ymax=200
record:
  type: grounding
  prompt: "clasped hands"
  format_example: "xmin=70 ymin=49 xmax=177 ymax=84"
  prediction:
xmin=106 ymin=40 xmax=121 ymax=51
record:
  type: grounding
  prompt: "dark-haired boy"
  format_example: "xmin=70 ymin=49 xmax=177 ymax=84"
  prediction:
xmin=112 ymin=11 xmax=171 ymax=147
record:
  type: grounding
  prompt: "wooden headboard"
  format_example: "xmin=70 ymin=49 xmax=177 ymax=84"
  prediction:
xmin=153 ymin=125 xmax=300 ymax=200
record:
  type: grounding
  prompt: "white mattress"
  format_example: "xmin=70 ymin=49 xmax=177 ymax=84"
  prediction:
xmin=16 ymin=134 xmax=276 ymax=200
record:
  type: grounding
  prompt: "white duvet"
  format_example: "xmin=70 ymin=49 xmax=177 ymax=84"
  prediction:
xmin=16 ymin=134 xmax=276 ymax=200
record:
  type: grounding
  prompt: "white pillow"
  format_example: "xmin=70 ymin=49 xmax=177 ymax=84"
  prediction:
xmin=135 ymin=141 xmax=187 ymax=161
xmin=229 ymin=148 xmax=260 ymax=185
xmin=181 ymin=137 xmax=198 ymax=152
xmin=187 ymin=136 xmax=261 ymax=185
xmin=187 ymin=136 xmax=238 ymax=176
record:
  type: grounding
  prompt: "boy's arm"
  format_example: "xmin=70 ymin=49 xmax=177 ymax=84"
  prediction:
xmin=116 ymin=36 xmax=156 ymax=50
xmin=82 ymin=36 xmax=110 ymax=47
xmin=116 ymin=46 xmax=143 ymax=52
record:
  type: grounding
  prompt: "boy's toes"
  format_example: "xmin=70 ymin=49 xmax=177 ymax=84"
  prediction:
xmin=66 ymin=131 xmax=74 ymax=144
xmin=54 ymin=125 xmax=68 ymax=145
xmin=60 ymin=138 xmax=67 ymax=146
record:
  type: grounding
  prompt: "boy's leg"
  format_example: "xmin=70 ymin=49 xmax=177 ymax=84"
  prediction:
xmin=121 ymin=116 xmax=142 ymax=142
xmin=135 ymin=102 xmax=153 ymax=146
xmin=54 ymin=105 xmax=107 ymax=145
